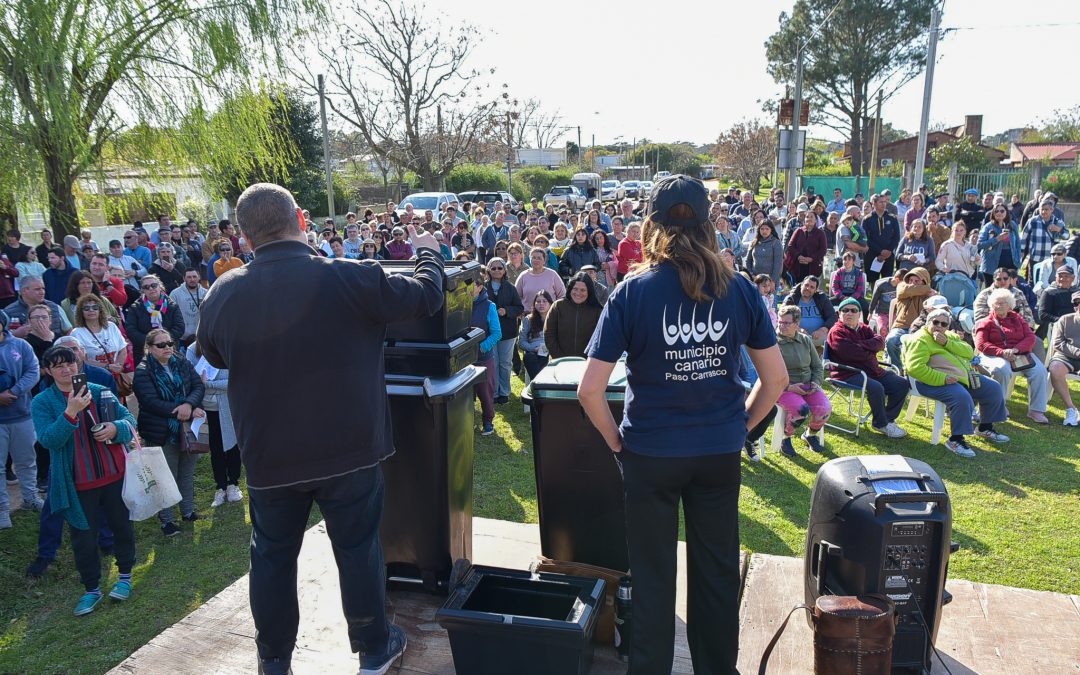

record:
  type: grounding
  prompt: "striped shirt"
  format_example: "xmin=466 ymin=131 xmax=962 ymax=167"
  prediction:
xmin=68 ymin=403 xmax=125 ymax=491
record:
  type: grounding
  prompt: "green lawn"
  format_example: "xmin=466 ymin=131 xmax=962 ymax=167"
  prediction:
xmin=1 ymin=371 xmax=1077 ymax=673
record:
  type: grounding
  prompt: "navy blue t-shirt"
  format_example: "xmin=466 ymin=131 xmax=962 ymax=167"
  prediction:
xmin=586 ymin=263 xmax=777 ymax=457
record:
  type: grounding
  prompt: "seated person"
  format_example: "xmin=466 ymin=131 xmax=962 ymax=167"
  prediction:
xmin=1047 ymin=290 xmax=1080 ymax=427
xmin=973 ymin=288 xmax=1050 ymax=424
xmin=829 ymin=251 xmax=867 ymax=313
xmin=902 ymin=307 xmax=1009 ymax=458
xmin=775 ymin=305 xmax=831 ymax=457
xmin=974 ymin=267 xmax=1035 ymax=326
xmin=1032 ymin=244 xmax=1078 ymax=294
xmin=826 ymin=298 xmax=910 ymax=438
xmin=884 ymin=267 xmax=933 ymax=370
xmin=780 ymin=275 xmax=836 ymax=347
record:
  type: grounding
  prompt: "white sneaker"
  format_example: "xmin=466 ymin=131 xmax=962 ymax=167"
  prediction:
xmin=875 ymin=422 xmax=908 ymax=438
xmin=211 ymin=489 xmax=227 ymax=508
xmin=975 ymin=428 xmax=1010 ymax=443
xmin=0 ymin=511 xmax=11 ymax=529
xmin=1064 ymin=408 xmax=1079 ymax=427
xmin=944 ymin=439 xmax=976 ymax=458
xmin=225 ymin=485 xmax=243 ymax=503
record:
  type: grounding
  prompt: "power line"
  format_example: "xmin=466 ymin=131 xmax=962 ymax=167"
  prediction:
xmin=943 ymin=21 xmax=1080 ymax=30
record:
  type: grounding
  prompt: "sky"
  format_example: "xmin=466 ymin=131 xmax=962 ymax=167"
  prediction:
xmin=430 ymin=0 xmax=1080 ymax=147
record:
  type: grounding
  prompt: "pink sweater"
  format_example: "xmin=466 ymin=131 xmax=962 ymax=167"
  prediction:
xmin=515 ymin=268 xmax=566 ymax=306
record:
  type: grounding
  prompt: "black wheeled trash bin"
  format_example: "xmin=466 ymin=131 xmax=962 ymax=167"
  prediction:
xmin=521 ymin=357 xmax=629 ymax=572
xmin=382 ymin=364 xmax=486 ymax=593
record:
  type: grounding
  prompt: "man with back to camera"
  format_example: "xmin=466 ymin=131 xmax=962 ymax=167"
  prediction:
xmin=198 ymin=183 xmax=445 ymax=675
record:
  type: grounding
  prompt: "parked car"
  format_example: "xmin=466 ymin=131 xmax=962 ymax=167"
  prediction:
xmin=639 ymin=180 xmax=654 ymax=197
xmin=652 ymin=171 xmax=671 ymax=182
xmin=499 ymin=191 xmax=519 ymax=211
xmin=543 ymin=185 xmax=587 ymax=212
xmin=622 ymin=180 xmax=642 ymax=199
xmin=455 ymin=191 xmax=502 ymax=213
xmin=395 ymin=192 xmax=458 ymax=219
xmin=601 ymin=180 xmax=625 ymax=202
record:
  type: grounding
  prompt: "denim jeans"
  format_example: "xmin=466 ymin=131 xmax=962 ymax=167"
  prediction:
xmin=158 ymin=440 xmax=198 ymax=523
xmin=247 ymin=466 xmax=389 ymax=664
xmin=885 ymin=328 xmax=908 ymax=372
xmin=846 ymin=371 xmax=911 ymax=429
xmin=494 ymin=338 xmax=516 ymax=398
xmin=0 ymin=418 xmax=38 ymax=513
xmin=913 ymin=375 xmax=1007 ymax=437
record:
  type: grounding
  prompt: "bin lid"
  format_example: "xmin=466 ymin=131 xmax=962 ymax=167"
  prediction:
xmin=379 ymin=259 xmax=482 ymax=291
xmin=385 ymin=364 xmax=486 ymax=400
xmin=523 ymin=357 xmax=626 ymax=402
xmin=384 ymin=327 xmax=485 ymax=351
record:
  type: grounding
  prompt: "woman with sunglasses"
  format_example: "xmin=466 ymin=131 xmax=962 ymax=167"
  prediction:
xmin=72 ymin=295 xmax=130 ymax=386
xmin=211 ymin=240 xmax=244 ymax=280
xmin=775 ymin=304 xmax=831 ymax=456
xmin=132 ymin=328 xmax=206 ymax=536
xmin=902 ymin=307 xmax=1009 ymax=458
xmin=357 ymin=239 xmax=383 ymax=261
xmin=484 ymin=258 xmax=524 ymax=403
xmin=123 ymin=274 xmax=185 ymax=364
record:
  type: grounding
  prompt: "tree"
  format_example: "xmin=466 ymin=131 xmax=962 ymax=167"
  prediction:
xmin=0 ymin=0 xmax=323 ymax=237
xmin=1027 ymin=105 xmax=1080 ymax=143
xmin=506 ymin=98 xmax=566 ymax=149
xmin=302 ymin=0 xmax=501 ymax=192
xmin=765 ymin=0 xmax=941 ymax=176
xmin=714 ymin=121 xmax=776 ymax=193
xmin=929 ymin=137 xmax=994 ymax=173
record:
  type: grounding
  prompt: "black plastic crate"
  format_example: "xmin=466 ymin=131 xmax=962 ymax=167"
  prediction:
xmin=382 ymin=260 xmax=482 ymax=342
xmin=383 ymin=327 xmax=485 ymax=378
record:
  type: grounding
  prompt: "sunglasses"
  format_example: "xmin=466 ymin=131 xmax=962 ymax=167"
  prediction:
xmin=931 ymin=320 xmax=949 ymax=328
xmin=1053 ymin=252 xmax=1065 ymax=256
xmin=839 ymin=307 xmax=861 ymax=313
xmin=82 ymin=304 xmax=100 ymax=311
xmin=142 ymin=283 xmax=160 ymax=290
xmin=1074 ymin=300 xmax=1080 ymax=307
xmin=488 ymin=266 xmax=505 ymax=271
xmin=152 ymin=341 xmax=175 ymax=349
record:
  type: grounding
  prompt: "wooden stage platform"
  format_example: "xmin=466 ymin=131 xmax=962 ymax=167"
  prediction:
xmin=109 ymin=518 xmax=1080 ymax=674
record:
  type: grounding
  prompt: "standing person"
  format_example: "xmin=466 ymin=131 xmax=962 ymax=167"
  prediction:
xmin=124 ymin=274 xmax=185 ymax=364
xmin=1021 ymin=199 xmax=1070 ymax=281
xmin=132 ymin=329 xmax=205 ymax=536
xmin=0 ymin=310 xmax=43 ymax=528
xmin=31 ymin=345 xmax=138 ymax=614
xmin=577 ymin=176 xmax=786 ymax=674
xmin=470 ymin=276 xmax=501 ymax=436
xmin=70 ymin=295 xmax=130 ymax=390
xmin=197 ymin=183 xmax=446 ymax=675
xmin=616 ymin=222 xmax=643 ymax=282
xmin=544 ymin=272 xmax=603 ymax=360
xmin=0 ymin=251 xmax=19 ymax=306
xmin=43 ymin=249 xmax=77 ymax=304
xmin=484 ymin=258 xmax=523 ymax=405
xmin=186 ymin=345 xmax=243 ymax=507
xmin=211 ymin=240 xmax=244 ymax=280
xmin=745 ymin=219 xmax=783 ymax=288
xmin=953 ymin=188 xmax=986 ymax=234
xmin=863 ymin=194 xmax=902 ymax=285
xmin=88 ymin=254 xmax=130 ymax=309
xmin=783 ymin=210 xmax=828 ymax=281
xmin=894 ymin=219 xmax=936 ymax=273
xmin=169 ymin=269 xmax=206 ymax=348
xmin=977 ymin=205 xmax=1021 ymax=287
xmin=515 ymin=247 xmax=566 ymax=306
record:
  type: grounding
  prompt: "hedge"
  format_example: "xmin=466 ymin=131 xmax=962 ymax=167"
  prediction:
xmin=1043 ymin=169 xmax=1080 ymax=202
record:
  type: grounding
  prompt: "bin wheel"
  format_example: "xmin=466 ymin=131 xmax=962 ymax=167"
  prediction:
xmin=449 ymin=558 xmax=472 ymax=591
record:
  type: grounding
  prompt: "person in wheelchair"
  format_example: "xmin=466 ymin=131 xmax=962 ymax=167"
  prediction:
xmin=826 ymin=298 xmax=910 ymax=438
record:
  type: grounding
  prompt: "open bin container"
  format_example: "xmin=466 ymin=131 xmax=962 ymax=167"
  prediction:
xmin=383 ymin=327 xmax=485 ymax=378
xmin=380 ymin=259 xmax=482 ymax=342
xmin=436 ymin=564 xmax=605 ymax=675
xmin=521 ymin=357 xmax=629 ymax=572
xmin=381 ymin=364 xmax=485 ymax=593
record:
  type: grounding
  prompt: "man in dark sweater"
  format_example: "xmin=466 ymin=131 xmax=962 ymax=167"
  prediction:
xmin=862 ymin=194 xmax=901 ymax=285
xmin=198 ymin=183 xmax=444 ymax=675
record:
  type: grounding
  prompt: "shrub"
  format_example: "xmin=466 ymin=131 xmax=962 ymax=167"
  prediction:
xmin=514 ymin=166 xmax=576 ymax=201
xmin=446 ymin=164 xmax=507 ymax=194
xmin=1044 ymin=169 xmax=1080 ymax=201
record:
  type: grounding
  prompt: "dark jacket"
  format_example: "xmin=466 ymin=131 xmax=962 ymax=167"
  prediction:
xmin=559 ymin=243 xmax=600 ymax=279
xmin=826 ymin=321 xmax=886 ymax=381
xmin=197 ymin=240 xmax=445 ymax=489
xmin=544 ymin=297 xmax=602 ymax=359
xmin=43 ymin=266 xmax=76 ymax=304
xmin=1039 ymin=284 xmax=1078 ymax=327
xmin=780 ymin=285 xmax=837 ymax=330
xmin=125 ymin=299 xmax=186 ymax=364
xmin=149 ymin=259 xmax=187 ymax=293
xmin=862 ymin=211 xmax=901 ymax=259
xmin=486 ymin=279 xmax=524 ymax=340
xmin=132 ymin=355 xmax=205 ymax=445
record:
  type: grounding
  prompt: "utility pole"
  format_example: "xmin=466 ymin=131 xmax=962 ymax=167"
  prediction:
xmin=913 ymin=8 xmax=941 ymax=191
xmin=506 ymin=111 xmax=513 ymax=194
xmin=577 ymin=126 xmax=582 ymax=165
xmin=784 ymin=48 xmax=805 ymax=198
xmin=437 ymin=105 xmax=445 ymax=191
xmin=317 ymin=75 xmax=335 ymax=219
xmin=869 ymin=90 xmax=884 ymax=192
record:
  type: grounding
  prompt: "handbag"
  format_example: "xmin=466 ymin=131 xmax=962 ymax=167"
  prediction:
xmin=991 ymin=316 xmax=1036 ymax=371
xmin=533 ymin=556 xmax=626 ymax=645
xmin=759 ymin=594 xmax=896 ymax=675
xmin=121 ymin=422 xmax=182 ymax=521
xmin=179 ymin=418 xmax=211 ymax=454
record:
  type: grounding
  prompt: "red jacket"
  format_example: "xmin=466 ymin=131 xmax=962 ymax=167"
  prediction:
xmin=973 ymin=311 xmax=1036 ymax=356
xmin=826 ymin=321 xmax=886 ymax=381
xmin=95 ymin=276 xmax=128 ymax=307
xmin=784 ymin=226 xmax=827 ymax=278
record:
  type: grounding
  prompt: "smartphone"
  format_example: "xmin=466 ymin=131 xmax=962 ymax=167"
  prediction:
xmin=71 ymin=373 xmax=88 ymax=396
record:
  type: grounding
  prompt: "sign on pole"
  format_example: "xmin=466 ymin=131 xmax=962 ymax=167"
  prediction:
xmin=778 ymin=99 xmax=810 ymax=127
xmin=777 ymin=129 xmax=806 ymax=170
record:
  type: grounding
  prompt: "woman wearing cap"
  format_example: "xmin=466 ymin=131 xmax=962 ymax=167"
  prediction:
xmin=827 ymin=297 xmax=910 ymax=437
xmin=902 ymin=306 xmax=1009 ymax=457
xmin=577 ymin=175 xmax=786 ymax=673
xmin=974 ymin=288 xmax=1049 ymax=423
xmin=357 ymin=239 xmax=383 ymax=261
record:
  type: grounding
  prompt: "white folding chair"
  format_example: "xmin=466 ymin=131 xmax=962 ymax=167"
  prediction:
xmin=904 ymin=378 xmax=947 ymax=445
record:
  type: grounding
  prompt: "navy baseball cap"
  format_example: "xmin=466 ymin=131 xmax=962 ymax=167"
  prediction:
xmin=648 ymin=175 xmax=710 ymax=228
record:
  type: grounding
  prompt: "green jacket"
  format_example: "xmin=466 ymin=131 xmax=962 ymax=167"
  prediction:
xmin=777 ymin=330 xmax=822 ymax=386
xmin=901 ymin=326 xmax=975 ymax=388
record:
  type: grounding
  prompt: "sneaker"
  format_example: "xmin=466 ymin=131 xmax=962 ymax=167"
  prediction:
xmin=162 ymin=522 xmax=181 ymax=537
xmin=975 ymin=428 xmax=1009 ymax=443
xmin=945 ymin=439 xmax=976 ymax=458
xmin=22 ymin=497 xmax=44 ymax=512
xmin=1026 ymin=410 xmax=1049 ymax=424
xmin=481 ymin=423 xmax=495 ymax=436
xmin=878 ymin=422 xmax=908 ymax=438
xmin=74 ymin=591 xmax=103 ymax=616
xmin=0 ymin=511 xmax=11 ymax=529
xmin=25 ymin=557 xmax=52 ymax=578
xmin=5 ymin=468 xmax=16 ymax=484
xmin=803 ymin=432 xmax=824 ymax=453
xmin=1065 ymin=408 xmax=1079 ymax=427
xmin=182 ymin=512 xmax=203 ymax=522
xmin=257 ymin=657 xmax=293 ymax=675
xmin=109 ymin=580 xmax=132 ymax=601
xmin=226 ymin=485 xmax=243 ymax=503
xmin=780 ymin=438 xmax=797 ymax=457
xmin=745 ymin=443 xmax=761 ymax=463
xmin=211 ymin=489 xmax=227 ymax=508
xmin=494 ymin=395 xmax=510 ymax=404
xmin=359 ymin=625 xmax=407 ymax=675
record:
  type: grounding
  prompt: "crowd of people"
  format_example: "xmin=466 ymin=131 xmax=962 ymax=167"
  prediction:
xmin=2 ymin=179 xmax=1079 ymax=626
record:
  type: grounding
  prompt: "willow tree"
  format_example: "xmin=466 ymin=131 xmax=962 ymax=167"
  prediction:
xmin=0 ymin=0 xmax=322 ymax=237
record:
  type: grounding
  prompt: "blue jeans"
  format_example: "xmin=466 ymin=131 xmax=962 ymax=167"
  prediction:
xmin=37 ymin=494 xmax=113 ymax=562
xmin=494 ymin=338 xmax=516 ymax=398
xmin=247 ymin=465 xmax=390 ymax=664
xmin=885 ymin=329 xmax=908 ymax=371
xmin=913 ymin=375 xmax=1008 ymax=437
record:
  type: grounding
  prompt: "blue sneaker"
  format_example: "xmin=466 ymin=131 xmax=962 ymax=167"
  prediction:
xmin=360 ymin=625 xmax=407 ymax=675
xmin=109 ymin=580 xmax=132 ymax=601
xmin=74 ymin=591 xmax=103 ymax=616
xmin=780 ymin=438 xmax=797 ymax=457
xmin=481 ymin=423 xmax=495 ymax=436
xmin=803 ymin=432 xmax=825 ymax=453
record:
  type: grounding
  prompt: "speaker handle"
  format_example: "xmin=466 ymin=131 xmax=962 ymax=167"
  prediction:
xmin=815 ymin=540 xmax=842 ymax=596
xmin=873 ymin=491 xmax=948 ymax=516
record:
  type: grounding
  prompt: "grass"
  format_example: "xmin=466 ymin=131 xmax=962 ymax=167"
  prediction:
xmin=1 ymin=371 xmax=1077 ymax=673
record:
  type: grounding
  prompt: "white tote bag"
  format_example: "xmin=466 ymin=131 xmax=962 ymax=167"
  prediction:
xmin=121 ymin=423 xmax=181 ymax=521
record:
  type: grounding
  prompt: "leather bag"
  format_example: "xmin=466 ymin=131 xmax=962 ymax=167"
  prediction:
xmin=533 ymin=557 xmax=625 ymax=645
xmin=759 ymin=594 xmax=896 ymax=675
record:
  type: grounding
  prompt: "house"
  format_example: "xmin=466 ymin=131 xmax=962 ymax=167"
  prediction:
xmin=1006 ymin=143 xmax=1080 ymax=168
xmin=842 ymin=115 xmax=1006 ymax=173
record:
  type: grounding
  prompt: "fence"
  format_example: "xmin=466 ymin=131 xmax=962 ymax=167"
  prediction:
xmin=955 ymin=169 xmax=1035 ymax=202
xmin=800 ymin=176 xmax=902 ymax=199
